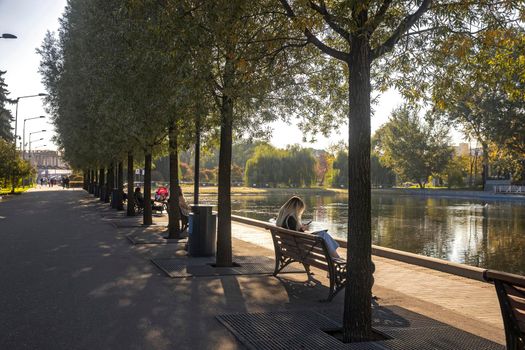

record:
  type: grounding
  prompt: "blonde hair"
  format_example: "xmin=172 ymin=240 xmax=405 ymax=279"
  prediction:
xmin=276 ymin=196 xmax=305 ymax=230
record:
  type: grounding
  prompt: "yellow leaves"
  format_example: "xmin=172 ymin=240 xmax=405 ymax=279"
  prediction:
xmin=435 ymin=99 xmax=446 ymax=111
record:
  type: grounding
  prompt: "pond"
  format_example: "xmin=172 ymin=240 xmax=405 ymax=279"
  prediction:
xmin=197 ymin=191 xmax=525 ymax=275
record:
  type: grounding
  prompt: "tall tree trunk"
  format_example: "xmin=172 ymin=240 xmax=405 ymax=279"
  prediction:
xmin=127 ymin=153 xmax=135 ymax=216
xmin=167 ymin=124 xmax=182 ymax=238
xmin=104 ymin=168 xmax=111 ymax=203
xmin=94 ymin=168 xmax=99 ymax=197
xmin=216 ymin=93 xmax=234 ymax=267
xmin=108 ymin=164 xmax=115 ymax=208
xmin=343 ymin=34 xmax=373 ymax=342
xmin=117 ymin=161 xmax=124 ymax=210
xmin=481 ymin=142 xmax=489 ymax=191
xmin=99 ymin=168 xmax=105 ymax=201
xmin=83 ymin=170 xmax=88 ymax=191
xmin=194 ymin=116 xmax=201 ymax=205
xmin=143 ymin=152 xmax=153 ymax=225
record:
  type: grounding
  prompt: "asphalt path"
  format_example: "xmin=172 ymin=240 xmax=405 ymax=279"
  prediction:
xmin=0 ymin=188 xmax=194 ymax=350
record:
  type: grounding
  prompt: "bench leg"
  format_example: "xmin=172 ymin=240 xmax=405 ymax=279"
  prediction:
xmin=302 ymin=263 xmax=314 ymax=281
xmin=273 ymin=256 xmax=295 ymax=276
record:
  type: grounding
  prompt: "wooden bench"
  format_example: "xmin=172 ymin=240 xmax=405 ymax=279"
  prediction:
xmin=267 ymin=225 xmax=347 ymax=301
xmin=483 ymin=269 xmax=525 ymax=350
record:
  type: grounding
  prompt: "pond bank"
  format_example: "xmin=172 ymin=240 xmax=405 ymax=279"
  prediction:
xmin=179 ymin=184 xmax=525 ymax=202
xmin=375 ymin=188 xmax=525 ymax=202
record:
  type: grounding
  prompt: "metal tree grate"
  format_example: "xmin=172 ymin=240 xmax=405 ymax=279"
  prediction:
xmin=126 ymin=234 xmax=186 ymax=245
xmin=151 ymin=255 xmax=305 ymax=278
xmin=216 ymin=307 xmax=505 ymax=350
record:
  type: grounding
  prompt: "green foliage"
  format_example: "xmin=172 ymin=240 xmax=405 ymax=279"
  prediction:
xmin=431 ymin=28 xmax=525 ymax=182
xmin=0 ymin=139 xmax=34 ymax=186
xmin=0 ymin=71 xmax=13 ymax=141
xmin=244 ymin=144 xmax=316 ymax=187
xmin=376 ymin=105 xmax=453 ymax=188
xmin=331 ymin=150 xmax=348 ymax=188
xmin=444 ymin=156 xmax=468 ymax=189
xmin=331 ymin=150 xmax=395 ymax=188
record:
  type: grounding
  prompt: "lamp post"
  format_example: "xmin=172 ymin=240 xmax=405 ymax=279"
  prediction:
xmin=10 ymin=93 xmax=47 ymax=193
xmin=1 ymin=33 xmax=17 ymax=39
xmin=28 ymin=130 xmax=46 ymax=158
xmin=23 ymin=116 xmax=45 ymax=159
xmin=13 ymin=94 xmax=47 ymax=149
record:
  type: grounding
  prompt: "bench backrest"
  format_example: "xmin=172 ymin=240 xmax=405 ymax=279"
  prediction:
xmin=484 ymin=270 xmax=525 ymax=346
xmin=268 ymin=226 xmax=332 ymax=271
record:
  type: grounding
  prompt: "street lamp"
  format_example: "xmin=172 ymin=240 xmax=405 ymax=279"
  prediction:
xmin=23 ymin=116 xmax=45 ymax=159
xmin=13 ymin=94 xmax=47 ymax=148
xmin=28 ymin=129 xmax=46 ymax=155
xmin=1 ymin=33 xmax=17 ymax=39
xmin=10 ymin=93 xmax=47 ymax=193
xmin=28 ymin=137 xmax=45 ymax=161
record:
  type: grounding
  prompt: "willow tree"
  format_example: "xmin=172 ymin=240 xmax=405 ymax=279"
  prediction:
xmin=278 ymin=0 xmax=524 ymax=342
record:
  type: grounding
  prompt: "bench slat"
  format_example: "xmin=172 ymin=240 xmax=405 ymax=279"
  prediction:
xmin=277 ymin=242 xmax=328 ymax=263
xmin=274 ymin=233 xmax=319 ymax=247
xmin=280 ymin=250 xmax=329 ymax=270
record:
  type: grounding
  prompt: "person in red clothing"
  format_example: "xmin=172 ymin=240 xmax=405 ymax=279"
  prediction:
xmin=155 ymin=186 xmax=169 ymax=201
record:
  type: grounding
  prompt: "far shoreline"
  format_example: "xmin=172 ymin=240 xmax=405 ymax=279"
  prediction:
xmin=178 ymin=185 xmax=525 ymax=203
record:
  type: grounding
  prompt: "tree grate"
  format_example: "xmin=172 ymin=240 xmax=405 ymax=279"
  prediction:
xmin=126 ymin=235 xmax=186 ymax=245
xmin=150 ymin=255 xmax=305 ymax=278
xmin=216 ymin=307 xmax=504 ymax=350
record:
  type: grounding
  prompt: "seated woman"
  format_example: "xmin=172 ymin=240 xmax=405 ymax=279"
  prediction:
xmin=133 ymin=187 xmax=144 ymax=208
xmin=276 ymin=196 xmax=340 ymax=258
xmin=176 ymin=186 xmax=191 ymax=230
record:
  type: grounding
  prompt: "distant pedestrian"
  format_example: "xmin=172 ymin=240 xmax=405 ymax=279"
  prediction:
xmin=40 ymin=178 xmax=44 ymax=187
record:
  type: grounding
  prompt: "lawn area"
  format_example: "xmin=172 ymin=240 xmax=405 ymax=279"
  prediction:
xmin=0 ymin=186 xmax=32 ymax=195
xmin=179 ymin=184 xmax=346 ymax=196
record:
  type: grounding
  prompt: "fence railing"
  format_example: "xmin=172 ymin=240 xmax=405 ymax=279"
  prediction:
xmin=494 ymin=185 xmax=525 ymax=194
xmin=231 ymin=214 xmax=488 ymax=281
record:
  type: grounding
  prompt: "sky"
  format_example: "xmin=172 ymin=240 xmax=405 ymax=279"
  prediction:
xmin=0 ymin=0 xmax=463 ymax=153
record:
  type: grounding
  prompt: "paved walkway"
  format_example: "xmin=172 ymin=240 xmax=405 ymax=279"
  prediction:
xmin=0 ymin=189 xmax=505 ymax=349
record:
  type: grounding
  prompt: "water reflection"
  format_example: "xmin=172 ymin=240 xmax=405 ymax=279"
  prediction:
xmin=198 ymin=192 xmax=525 ymax=274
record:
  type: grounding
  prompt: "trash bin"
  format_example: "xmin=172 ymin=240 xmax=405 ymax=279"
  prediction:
xmin=188 ymin=205 xmax=217 ymax=257
xmin=111 ymin=188 xmax=119 ymax=209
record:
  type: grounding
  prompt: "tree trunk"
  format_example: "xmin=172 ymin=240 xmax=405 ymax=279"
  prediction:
xmin=342 ymin=34 xmax=373 ymax=342
xmin=143 ymin=152 xmax=153 ymax=225
xmin=117 ymin=161 xmax=124 ymax=210
xmin=108 ymin=164 xmax=115 ymax=208
xmin=103 ymin=168 xmax=110 ymax=203
xmin=99 ymin=168 xmax=105 ymax=201
xmin=167 ymin=124 xmax=182 ymax=238
xmin=83 ymin=170 xmax=88 ymax=191
xmin=216 ymin=92 xmax=234 ymax=267
xmin=90 ymin=169 xmax=94 ymax=194
xmin=481 ymin=142 xmax=488 ymax=191
xmin=194 ymin=116 xmax=201 ymax=205
xmin=127 ymin=153 xmax=135 ymax=216
xmin=93 ymin=168 xmax=99 ymax=197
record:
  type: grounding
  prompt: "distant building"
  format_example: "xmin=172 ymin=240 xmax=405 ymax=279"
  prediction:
xmin=30 ymin=150 xmax=68 ymax=168
xmin=29 ymin=150 xmax=71 ymax=178
xmin=454 ymin=143 xmax=470 ymax=157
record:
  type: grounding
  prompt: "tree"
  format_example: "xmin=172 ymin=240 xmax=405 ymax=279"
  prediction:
xmin=376 ymin=106 xmax=452 ymax=188
xmin=188 ymin=0 xmax=315 ymax=267
xmin=0 ymin=71 xmax=13 ymax=141
xmin=432 ymin=28 xmax=525 ymax=188
xmin=277 ymin=0 xmax=522 ymax=340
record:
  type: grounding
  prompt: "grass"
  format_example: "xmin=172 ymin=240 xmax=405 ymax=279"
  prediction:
xmin=179 ymin=184 xmax=347 ymax=196
xmin=0 ymin=186 xmax=32 ymax=195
